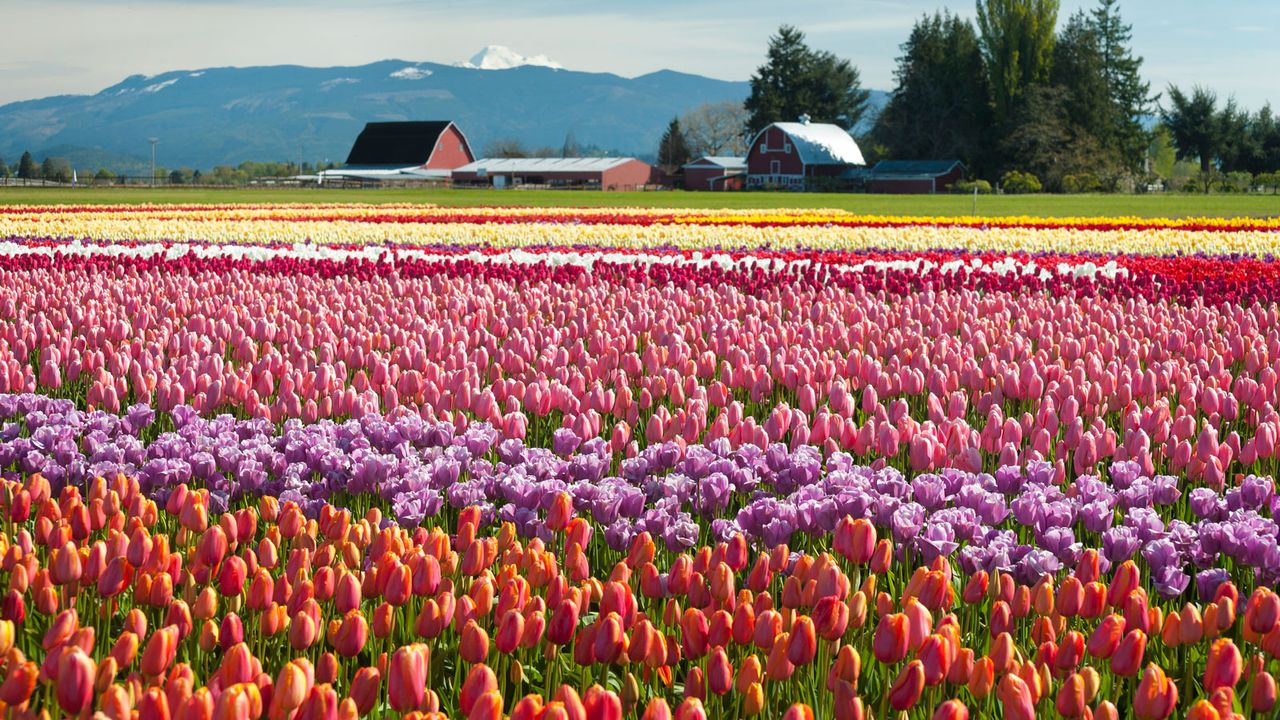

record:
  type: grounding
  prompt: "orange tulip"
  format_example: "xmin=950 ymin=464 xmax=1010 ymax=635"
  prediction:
xmin=932 ymin=699 xmax=969 ymax=720
xmin=1087 ymin=614 xmax=1125 ymax=659
xmin=675 ymin=697 xmax=708 ymax=720
xmin=997 ymin=673 xmax=1036 ymax=720
xmin=1185 ymin=700 xmax=1220 ymax=720
xmin=1056 ymin=673 xmax=1088 ymax=718
xmin=643 ymin=698 xmax=674 ymax=720
xmin=141 ymin=625 xmax=179 ymax=677
xmin=1204 ymin=638 xmax=1242 ymax=692
xmin=270 ymin=661 xmax=311 ymax=719
xmin=1133 ymin=663 xmax=1178 ymax=719
xmin=786 ymin=615 xmax=817 ymax=666
xmin=547 ymin=492 xmax=573 ymax=531
xmin=781 ymin=704 xmax=815 ymax=720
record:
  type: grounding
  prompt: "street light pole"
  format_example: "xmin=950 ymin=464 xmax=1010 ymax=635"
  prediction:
xmin=148 ymin=137 xmax=159 ymax=188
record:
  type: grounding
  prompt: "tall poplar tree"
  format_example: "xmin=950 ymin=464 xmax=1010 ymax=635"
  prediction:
xmin=975 ymin=0 xmax=1060 ymax=129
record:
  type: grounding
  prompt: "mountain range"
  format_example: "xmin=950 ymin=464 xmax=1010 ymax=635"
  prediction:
xmin=0 ymin=47 xmax=887 ymax=174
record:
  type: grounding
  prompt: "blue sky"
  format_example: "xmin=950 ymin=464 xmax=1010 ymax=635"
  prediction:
xmin=3 ymin=0 xmax=1277 ymax=108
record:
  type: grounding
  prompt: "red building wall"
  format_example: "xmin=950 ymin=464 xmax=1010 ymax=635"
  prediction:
xmin=868 ymin=178 xmax=935 ymax=194
xmin=685 ymin=167 xmax=732 ymax=191
xmin=746 ymin=128 xmax=805 ymax=176
xmin=601 ymin=160 xmax=662 ymax=190
xmin=424 ymin=125 xmax=475 ymax=170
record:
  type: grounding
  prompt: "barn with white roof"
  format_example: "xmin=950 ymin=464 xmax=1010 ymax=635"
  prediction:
xmin=451 ymin=157 xmax=664 ymax=191
xmin=745 ymin=115 xmax=865 ymax=190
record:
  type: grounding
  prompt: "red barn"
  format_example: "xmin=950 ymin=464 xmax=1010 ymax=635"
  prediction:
xmin=682 ymin=156 xmax=746 ymax=191
xmin=866 ymin=160 xmax=966 ymax=194
xmin=452 ymin=157 xmax=664 ymax=191
xmin=320 ymin=121 xmax=475 ymax=183
xmin=746 ymin=117 xmax=865 ymax=190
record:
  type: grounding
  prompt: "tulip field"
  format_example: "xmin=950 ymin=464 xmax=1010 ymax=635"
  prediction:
xmin=2 ymin=204 xmax=1280 ymax=720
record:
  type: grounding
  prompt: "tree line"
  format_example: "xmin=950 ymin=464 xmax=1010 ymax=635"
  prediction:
xmin=656 ymin=0 xmax=1280 ymax=192
xmin=0 ymin=153 xmax=340 ymax=185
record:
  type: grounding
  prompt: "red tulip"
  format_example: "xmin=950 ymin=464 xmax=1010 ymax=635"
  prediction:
xmin=347 ymin=666 xmax=381 ymax=715
xmin=873 ymin=612 xmax=910 ymax=664
xmin=55 ymin=646 xmax=95 ymax=714
xmin=707 ymin=647 xmax=732 ymax=696
xmin=460 ymin=664 xmax=498 ymax=717
xmin=461 ymin=619 xmax=491 ymax=664
xmin=389 ymin=644 xmax=430 ymax=712
xmin=888 ymin=660 xmax=925 ymax=710
xmin=1204 ymin=638 xmax=1242 ymax=692
xmin=333 ymin=611 xmax=368 ymax=658
xmin=0 ymin=660 xmax=37 ymax=705
xmin=549 ymin=598 xmax=580 ymax=645
xmin=918 ymin=633 xmax=952 ymax=686
xmin=1087 ymin=614 xmax=1125 ymax=659
xmin=1109 ymin=629 xmax=1146 ymax=677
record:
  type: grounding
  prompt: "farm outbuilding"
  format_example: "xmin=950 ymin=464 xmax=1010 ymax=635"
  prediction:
xmin=682 ymin=156 xmax=746 ymax=191
xmin=452 ymin=157 xmax=664 ymax=191
xmin=746 ymin=116 xmax=865 ymax=190
xmin=319 ymin=121 xmax=475 ymax=183
xmin=865 ymin=160 xmax=966 ymax=194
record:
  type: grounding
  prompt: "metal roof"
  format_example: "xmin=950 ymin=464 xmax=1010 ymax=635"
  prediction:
xmin=456 ymin=157 xmax=638 ymax=173
xmin=684 ymin=156 xmax=747 ymax=170
xmin=871 ymin=160 xmax=964 ymax=177
xmin=344 ymin=121 xmax=454 ymax=166
xmin=318 ymin=166 xmax=452 ymax=181
xmin=763 ymin=122 xmax=865 ymax=166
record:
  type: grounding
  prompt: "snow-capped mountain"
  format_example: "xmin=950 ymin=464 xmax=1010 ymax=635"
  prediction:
xmin=457 ymin=45 xmax=563 ymax=71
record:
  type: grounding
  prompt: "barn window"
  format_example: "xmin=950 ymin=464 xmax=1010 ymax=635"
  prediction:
xmin=770 ymin=160 xmax=781 ymax=174
xmin=784 ymin=141 xmax=791 ymax=154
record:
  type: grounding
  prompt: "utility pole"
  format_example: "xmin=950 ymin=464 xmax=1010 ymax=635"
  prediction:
xmin=148 ymin=137 xmax=159 ymax=188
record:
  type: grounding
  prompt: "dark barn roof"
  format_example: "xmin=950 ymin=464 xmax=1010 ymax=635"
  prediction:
xmin=344 ymin=121 xmax=452 ymax=166
xmin=870 ymin=160 xmax=965 ymax=177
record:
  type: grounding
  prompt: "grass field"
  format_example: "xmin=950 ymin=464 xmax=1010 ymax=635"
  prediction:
xmin=2 ymin=185 xmax=1278 ymax=218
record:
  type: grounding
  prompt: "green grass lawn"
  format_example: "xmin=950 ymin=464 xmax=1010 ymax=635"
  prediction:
xmin=2 ymin=185 xmax=1278 ymax=218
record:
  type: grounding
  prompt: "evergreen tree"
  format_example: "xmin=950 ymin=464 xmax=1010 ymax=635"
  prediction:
xmin=872 ymin=12 xmax=994 ymax=176
xmin=745 ymin=25 xmax=871 ymax=133
xmin=656 ymin=118 xmax=691 ymax=174
xmin=1162 ymin=86 xmax=1221 ymax=173
xmin=1089 ymin=0 xmax=1153 ymax=171
xmin=561 ymin=131 xmax=579 ymax=159
xmin=0 ymin=157 xmax=9 ymax=179
xmin=976 ymin=0 xmax=1060 ymax=129
xmin=17 ymin=151 xmax=37 ymax=179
